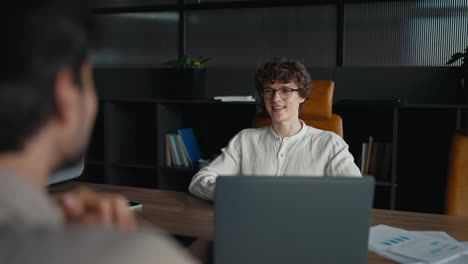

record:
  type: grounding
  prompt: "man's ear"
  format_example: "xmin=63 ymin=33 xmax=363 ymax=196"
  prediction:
xmin=53 ymin=67 xmax=79 ymax=124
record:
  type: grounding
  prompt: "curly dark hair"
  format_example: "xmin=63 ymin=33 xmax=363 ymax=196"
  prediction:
xmin=255 ymin=57 xmax=312 ymax=101
xmin=0 ymin=3 xmax=94 ymax=152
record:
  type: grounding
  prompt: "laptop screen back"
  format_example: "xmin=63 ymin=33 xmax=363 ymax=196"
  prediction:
xmin=48 ymin=157 xmax=84 ymax=185
xmin=215 ymin=176 xmax=375 ymax=264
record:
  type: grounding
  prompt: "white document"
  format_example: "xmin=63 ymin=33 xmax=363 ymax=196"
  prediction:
xmin=369 ymin=225 xmax=468 ymax=264
xmin=369 ymin=225 xmax=425 ymax=263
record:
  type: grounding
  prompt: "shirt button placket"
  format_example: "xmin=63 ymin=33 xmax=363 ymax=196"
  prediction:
xmin=277 ymin=139 xmax=287 ymax=175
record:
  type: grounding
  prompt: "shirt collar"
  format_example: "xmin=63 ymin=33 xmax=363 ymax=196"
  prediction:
xmin=0 ymin=170 xmax=63 ymax=229
xmin=268 ymin=120 xmax=307 ymax=141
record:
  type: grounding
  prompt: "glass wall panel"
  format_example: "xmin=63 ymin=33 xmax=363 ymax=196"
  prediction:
xmin=187 ymin=5 xmax=336 ymax=67
xmin=344 ymin=0 xmax=468 ymax=66
xmin=93 ymin=12 xmax=178 ymax=67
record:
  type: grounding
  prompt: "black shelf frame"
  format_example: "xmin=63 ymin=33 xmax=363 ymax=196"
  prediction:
xmin=86 ymin=160 xmax=105 ymax=166
xmin=334 ymin=103 xmax=467 ymax=212
xmin=375 ymin=181 xmax=395 ymax=187
xmin=82 ymin=97 xmax=467 ymax=211
xmin=112 ymin=161 xmax=157 ymax=169
xmin=390 ymin=107 xmax=398 ymax=210
xmin=83 ymin=99 xmax=258 ymax=190
xmin=162 ymin=166 xmax=200 ymax=173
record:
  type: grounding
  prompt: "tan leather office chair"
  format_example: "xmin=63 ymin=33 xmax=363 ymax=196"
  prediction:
xmin=445 ymin=131 xmax=468 ymax=216
xmin=252 ymin=80 xmax=343 ymax=137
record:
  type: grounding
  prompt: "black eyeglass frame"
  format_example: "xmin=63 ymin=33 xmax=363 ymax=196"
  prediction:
xmin=261 ymin=87 xmax=301 ymax=99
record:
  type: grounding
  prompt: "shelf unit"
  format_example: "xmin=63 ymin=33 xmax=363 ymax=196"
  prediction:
xmin=83 ymin=98 xmax=466 ymax=212
xmin=335 ymin=103 xmax=398 ymax=210
xmin=334 ymin=102 xmax=467 ymax=213
xmin=84 ymin=99 xmax=257 ymax=191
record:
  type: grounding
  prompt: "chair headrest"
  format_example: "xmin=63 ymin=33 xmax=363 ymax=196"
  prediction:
xmin=299 ymin=80 xmax=334 ymax=119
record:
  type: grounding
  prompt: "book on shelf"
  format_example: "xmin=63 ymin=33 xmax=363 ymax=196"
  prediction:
xmin=165 ymin=134 xmax=173 ymax=167
xmin=360 ymin=142 xmax=368 ymax=173
xmin=178 ymin=128 xmax=203 ymax=167
xmin=168 ymin=134 xmax=184 ymax=167
xmin=362 ymin=136 xmax=374 ymax=175
xmin=176 ymin=134 xmax=190 ymax=167
xmin=361 ymin=136 xmax=392 ymax=180
xmin=165 ymin=128 xmax=203 ymax=168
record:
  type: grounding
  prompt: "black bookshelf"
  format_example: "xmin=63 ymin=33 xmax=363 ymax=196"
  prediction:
xmin=334 ymin=102 xmax=467 ymax=213
xmin=83 ymin=99 xmax=257 ymax=191
xmin=82 ymin=96 xmax=466 ymax=213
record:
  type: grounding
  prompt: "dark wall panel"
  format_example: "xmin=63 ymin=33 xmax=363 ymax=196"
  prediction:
xmin=332 ymin=67 xmax=460 ymax=104
xmin=94 ymin=66 xmax=461 ymax=105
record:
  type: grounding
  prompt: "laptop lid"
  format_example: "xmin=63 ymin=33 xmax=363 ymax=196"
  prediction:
xmin=215 ymin=176 xmax=375 ymax=264
xmin=47 ymin=157 xmax=84 ymax=185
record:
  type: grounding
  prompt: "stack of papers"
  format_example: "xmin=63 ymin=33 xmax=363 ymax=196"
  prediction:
xmin=213 ymin=95 xmax=256 ymax=102
xmin=369 ymin=225 xmax=468 ymax=263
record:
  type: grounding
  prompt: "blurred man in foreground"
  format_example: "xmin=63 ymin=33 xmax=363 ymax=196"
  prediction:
xmin=0 ymin=2 xmax=194 ymax=263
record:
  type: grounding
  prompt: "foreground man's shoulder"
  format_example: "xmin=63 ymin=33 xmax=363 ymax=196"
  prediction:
xmin=0 ymin=226 xmax=196 ymax=264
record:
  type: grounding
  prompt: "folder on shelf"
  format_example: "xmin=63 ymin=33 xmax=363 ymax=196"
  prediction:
xmin=361 ymin=142 xmax=368 ymax=173
xmin=363 ymin=136 xmax=374 ymax=175
xmin=176 ymin=134 xmax=190 ymax=167
xmin=169 ymin=134 xmax=184 ymax=167
xmin=165 ymin=134 xmax=173 ymax=167
xmin=362 ymin=137 xmax=392 ymax=180
xmin=178 ymin=128 xmax=203 ymax=167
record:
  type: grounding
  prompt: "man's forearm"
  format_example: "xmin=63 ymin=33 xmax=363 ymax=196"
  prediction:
xmin=188 ymin=170 xmax=218 ymax=201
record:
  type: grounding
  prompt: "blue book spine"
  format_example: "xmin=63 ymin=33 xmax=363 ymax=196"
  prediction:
xmin=178 ymin=128 xmax=203 ymax=167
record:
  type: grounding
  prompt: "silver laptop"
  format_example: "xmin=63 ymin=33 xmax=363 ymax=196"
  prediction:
xmin=215 ymin=176 xmax=375 ymax=264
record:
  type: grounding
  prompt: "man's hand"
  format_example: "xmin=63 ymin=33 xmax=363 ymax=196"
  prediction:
xmin=55 ymin=187 xmax=137 ymax=231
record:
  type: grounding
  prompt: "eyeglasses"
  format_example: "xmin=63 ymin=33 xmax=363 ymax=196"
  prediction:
xmin=262 ymin=88 xmax=300 ymax=99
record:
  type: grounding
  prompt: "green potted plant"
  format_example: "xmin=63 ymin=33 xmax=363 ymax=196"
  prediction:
xmin=446 ymin=45 xmax=467 ymax=67
xmin=446 ymin=45 xmax=468 ymax=103
xmin=447 ymin=45 xmax=468 ymax=134
xmin=161 ymin=55 xmax=211 ymax=100
xmin=162 ymin=55 xmax=211 ymax=69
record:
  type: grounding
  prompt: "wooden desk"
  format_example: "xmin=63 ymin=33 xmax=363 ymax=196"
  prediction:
xmin=82 ymin=183 xmax=468 ymax=264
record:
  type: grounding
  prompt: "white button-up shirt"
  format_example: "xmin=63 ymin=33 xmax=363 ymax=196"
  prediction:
xmin=189 ymin=123 xmax=362 ymax=200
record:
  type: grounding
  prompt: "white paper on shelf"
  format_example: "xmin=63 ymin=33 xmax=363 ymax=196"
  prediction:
xmin=369 ymin=225 xmax=468 ymax=264
xmin=213 ymin=95 xmax=256 ymax=102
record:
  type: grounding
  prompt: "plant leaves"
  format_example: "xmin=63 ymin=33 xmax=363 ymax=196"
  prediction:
xmin=161 ymin=55 xmax=211 ymax=69
xmin=446 ymin=52 xmax=464 ymax=65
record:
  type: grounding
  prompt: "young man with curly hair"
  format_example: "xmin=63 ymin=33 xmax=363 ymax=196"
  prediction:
xmin=189 ymin=57 xmax=361 ymax=200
